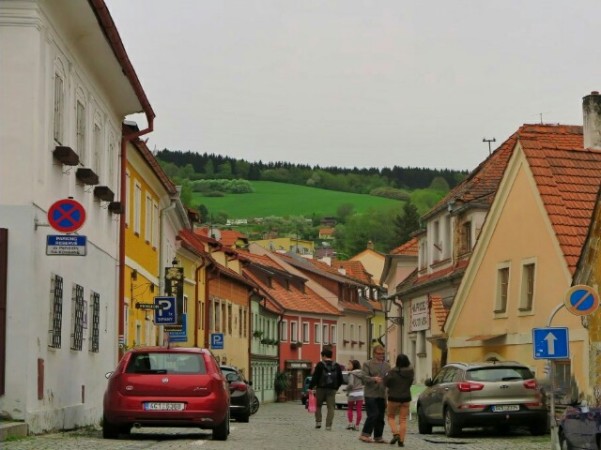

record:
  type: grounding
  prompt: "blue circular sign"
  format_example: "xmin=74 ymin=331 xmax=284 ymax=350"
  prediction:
xmin=564 ymin=285 xmax=599 ymax=316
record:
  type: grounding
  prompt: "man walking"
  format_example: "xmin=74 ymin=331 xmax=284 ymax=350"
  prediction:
xmin=356 ymin=345 xmax=391 ymax=443
xmin=309 ymin=347 xmax=343 ymax=430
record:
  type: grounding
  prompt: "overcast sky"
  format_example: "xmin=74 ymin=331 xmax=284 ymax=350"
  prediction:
xmin=105 ymin=0 xmax=601 ymax=171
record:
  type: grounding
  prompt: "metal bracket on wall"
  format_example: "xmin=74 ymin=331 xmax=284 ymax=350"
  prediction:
xmin=34 ymin=217 xmax=50 ymax=230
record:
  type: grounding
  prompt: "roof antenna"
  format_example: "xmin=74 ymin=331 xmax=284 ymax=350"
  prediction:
xmin=482 ymin=138 xmax=496 ymax=155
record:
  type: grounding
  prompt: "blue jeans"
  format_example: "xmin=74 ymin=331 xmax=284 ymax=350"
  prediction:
xmin=361 ymin=397 xmax=386 ymax=438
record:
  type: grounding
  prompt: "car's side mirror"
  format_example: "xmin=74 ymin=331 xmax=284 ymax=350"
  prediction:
xmin=424 ymin=378 xmax=433 ymax=387
xmin=105 ymin=371 xmax=113 ymax=379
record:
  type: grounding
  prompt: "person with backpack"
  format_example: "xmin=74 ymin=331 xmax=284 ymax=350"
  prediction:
xmin=309 ymin=347 xmax=343 ymax=430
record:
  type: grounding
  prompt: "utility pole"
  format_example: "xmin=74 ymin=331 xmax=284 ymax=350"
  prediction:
xmin=483 ymin=137 xmax=496 ymax=155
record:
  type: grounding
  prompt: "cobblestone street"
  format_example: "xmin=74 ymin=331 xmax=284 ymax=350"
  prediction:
xmin=3 ymin=400 xmax=551 ymax=450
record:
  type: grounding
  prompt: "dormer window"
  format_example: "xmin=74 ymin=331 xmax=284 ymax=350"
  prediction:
xmin=462 ymin=221 xmax=472 ymax=253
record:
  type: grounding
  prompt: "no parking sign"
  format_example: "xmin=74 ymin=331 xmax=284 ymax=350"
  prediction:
xmin=47 ymin=199 xmax=86 ymax=233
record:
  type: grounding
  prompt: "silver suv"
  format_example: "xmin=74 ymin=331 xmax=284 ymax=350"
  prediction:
xmin=417 ymin=361 xmax=547 ymax=437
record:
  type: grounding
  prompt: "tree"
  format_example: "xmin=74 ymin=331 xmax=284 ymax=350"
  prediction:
xmin=336 ymin=203 xmax=355 ymax=224
xmin=178 ymin=180 xmax=193 ymax=207
xmin=394 ymin=201 xmax=421 ymax=245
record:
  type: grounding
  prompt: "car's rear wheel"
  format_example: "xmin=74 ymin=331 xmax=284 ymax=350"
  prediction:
xmin=250 ymin=396 xmax=260 ymax=415
xmin=444 ymin=407 xmax=461 ymax=437
xmin=213 ymin=411 xmax=229 ymax=441
xmin=102 ymin=416 xmax=120 ymax=439
xmin=417 ymin=406 xmax=432 ymax=435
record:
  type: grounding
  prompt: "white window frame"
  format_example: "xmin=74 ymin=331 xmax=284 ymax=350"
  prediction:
xmin=53 ymin=63 xmax=65 ymax=145
xmin=330 ymin=324 xmax=337 ymax=344
xmin=519 ymin=259 xmax=536 ymax=312
xmin=302 ymin=322 xmax=309 ymax=343
xmin=290 ymin=321 xmax=298 ymax=342
xmin=494 ymin=263 xmax=510 ymax=314
xmin=107 ymin=132 xmax=116 ymax=188
xmin=92 ymin=120 xmax=102 ymax=179
xmin=125 ymin=171 xmax=131 ymax=226
xmin=281 ymin=320 xmax=288 ymax=341
xmin=314 ymin=323 xmax=321 ymax=343
xmin=322 ymin=324 xmax=328 ymax=344
xmin=145 ymin=194 xmax=152 ymax=242
xmin=152 ymin=201 xmax=159 ymax=248
xmin=134 ymin=181 xmax=142 ymax=235
xmin=75 ymin=94 xmax=86 ymax=162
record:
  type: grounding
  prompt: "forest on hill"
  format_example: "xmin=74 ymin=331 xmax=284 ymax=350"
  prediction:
xmin=155 ymin=149 xmax=467 ymax=195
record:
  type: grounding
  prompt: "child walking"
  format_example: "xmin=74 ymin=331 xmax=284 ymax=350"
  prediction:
xmin=345 ymin=359 xmax=364 ymax=430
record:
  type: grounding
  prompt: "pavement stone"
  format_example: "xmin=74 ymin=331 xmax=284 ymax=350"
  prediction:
xmin=2 ymin=400 xmax=552 ymax=450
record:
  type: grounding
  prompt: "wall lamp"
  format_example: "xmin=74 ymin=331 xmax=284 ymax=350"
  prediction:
xmin=380 ymin=295 xmax=403 ymax=325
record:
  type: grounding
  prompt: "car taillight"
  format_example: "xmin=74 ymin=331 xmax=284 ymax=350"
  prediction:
xmin=231 ymin=381 xmax=248 ymax=392
xmin=456 ymin=381 xmax=484 ymax=392
xmin=523 ymin=379 xmax=538 ymax=390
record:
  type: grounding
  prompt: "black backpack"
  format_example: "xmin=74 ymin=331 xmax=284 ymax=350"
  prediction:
xmin=319 ymin=361 xmax=338 ymax=389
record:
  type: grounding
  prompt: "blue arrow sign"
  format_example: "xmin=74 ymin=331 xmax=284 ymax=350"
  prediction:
xmin=532 ymin=327 xmax=569 ymax=359
xmin=154 ymin=296 xmax=177 ymax=325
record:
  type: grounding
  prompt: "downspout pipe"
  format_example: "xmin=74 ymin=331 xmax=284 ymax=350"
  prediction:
xmin=118 ymin=115 xmax=154 ymax=359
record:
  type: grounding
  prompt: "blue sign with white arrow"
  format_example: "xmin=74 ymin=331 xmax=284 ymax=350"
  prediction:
xmin=532 ymin=327 xmax=569 ymax=359
xmin=154 ymin=296 xmax=177 ymax=325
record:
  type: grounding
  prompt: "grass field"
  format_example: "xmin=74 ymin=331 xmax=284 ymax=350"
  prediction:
xmin=192 ymin=181 xmax=403 ymax=219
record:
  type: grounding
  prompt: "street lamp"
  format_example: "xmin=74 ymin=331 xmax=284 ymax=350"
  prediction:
xmin=379 ymin=295 xmax=404 ymax=360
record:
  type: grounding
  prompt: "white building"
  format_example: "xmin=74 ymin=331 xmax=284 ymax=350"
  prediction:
xmin=0 ymin=0 xmax=154 ymax=432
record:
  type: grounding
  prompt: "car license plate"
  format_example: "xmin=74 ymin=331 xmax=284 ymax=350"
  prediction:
xmin=143 ymin=402 xmax=185 ymax=411
xmin=492 ymin=405 xmax=519 ymax=412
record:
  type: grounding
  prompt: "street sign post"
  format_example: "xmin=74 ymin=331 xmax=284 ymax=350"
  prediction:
xmin=532 ymin=327 xmax=569 ymax=359
xmin=47 ymin=199 xmax=86 ymax=233
xmin=153 ymin=296 xmax=177 ymax=325
xmin=564 ymin=284 xmax=600 ymax=316
xmin=211 ymin=333 xmax=224 ymax=350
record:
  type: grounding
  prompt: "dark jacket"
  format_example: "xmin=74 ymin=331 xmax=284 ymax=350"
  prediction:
xmin=384 ymin=366 xmax=414 ymax=403
xmin=309 ymin=359 xmax=344 ymax=390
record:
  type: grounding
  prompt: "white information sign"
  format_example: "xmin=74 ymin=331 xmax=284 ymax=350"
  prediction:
xmin=410 ymin=297 xmax=430 ymax=332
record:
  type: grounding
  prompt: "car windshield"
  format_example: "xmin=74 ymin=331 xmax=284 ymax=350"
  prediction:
xmin=125 ymin=352 xmax=206 ymax=375
xmin=466 ymin=366 xmax=534 ymax=382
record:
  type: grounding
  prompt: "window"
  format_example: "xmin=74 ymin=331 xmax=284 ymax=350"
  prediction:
xmin=342 ymin=323 xmax=346 ymax=342
xmin=330 ymin=325 xmax=337 ymax=344
xmin=152 ymin=201 xmax=159 ymax=248
xmin=53 ymin=72 xmax=64 ymax=144
xmin=432 ymin=220 xmax=441 ymax=260
xmin=145 ymin=194 xmax=152 ymax=242
xmin=302 ymin=322 xmax=309 ymax=343
xmin=125 ymin=171 xmax=131 ymax=226
xmin=48 ymin=275 xmax=63 ymax=349
xmin=107 ymin=137 xmax=116 ymax=187
xmin=350 ymin=324 xmax=354 ymax=341
xmin=281 ymin=320 xmax=288 ymax=341
xmin=444 ymin=216 xmax=452 ymax=259
xmin=314 ymin=324 xmax=321 ymax=343
xmin=322 ymin=324 xmax=328 ymax=344
xmin=463 ymin=221 xmax=472 ymax=253
xmin=290 ymin=321 xmax=298 ymax=342
xmin=89 ymin=291 xmax=100 ymax=353
xmin=419 ymin=240 xmax=427 ymax=269
xmin=358 ymin=325 xmax=362 ymax=342
xmin=93 ymin=123 xmax=102 ymax=179
xmin=228 ymin=304 xmax=232 ymax=335
xmin=76 ymin=99 xmax=86 ymax=161
xmin=519 ymin=262 xmax=536 ymax=311
xmin=71 ymin=284 xmax=85 ymax=351
xmin=134 ymin=182 xmax=141 ymax=235
xmin=495 ymin=265 xmax=510 ymax=314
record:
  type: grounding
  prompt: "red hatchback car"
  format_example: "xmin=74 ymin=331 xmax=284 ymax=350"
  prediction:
xmin=103 ymin=347 xmax=230 ymax=440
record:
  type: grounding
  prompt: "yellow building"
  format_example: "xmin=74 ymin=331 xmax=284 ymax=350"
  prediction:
xmin=123 ymin=130 xmax=184 ymax=349
xmin=446 ymin=123 xmax=601 ymax=398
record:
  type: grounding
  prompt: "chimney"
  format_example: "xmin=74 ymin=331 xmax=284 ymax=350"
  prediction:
xmin=367 ymin=240 xmax=374 ymax=250
xmin=583 ymin=91 xmax=601 ymax=149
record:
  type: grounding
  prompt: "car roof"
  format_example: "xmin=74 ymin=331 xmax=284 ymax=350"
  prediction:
xmin=444 ymin=361 xmax=528 ymax=370
xmin=128 ymin=346 xmax=207 ymax=354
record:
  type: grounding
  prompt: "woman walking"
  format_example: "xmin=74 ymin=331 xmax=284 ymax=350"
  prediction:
xmin=345 ymin=359 xmax=364 ymax=430
xmin=384 ymin=354 xmax=414 ymax=447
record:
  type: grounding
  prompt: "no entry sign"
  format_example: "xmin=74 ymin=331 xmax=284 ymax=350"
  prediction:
xmin=47 ymin=199 xmax=86 ymax=233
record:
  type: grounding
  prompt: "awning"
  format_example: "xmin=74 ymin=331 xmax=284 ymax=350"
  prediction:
xmin=465 ymin=333 xmax=506 ymax=342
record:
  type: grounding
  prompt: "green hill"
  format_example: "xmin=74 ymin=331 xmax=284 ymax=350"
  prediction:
xmin=193 ymin=181 xmax=403 ymax=219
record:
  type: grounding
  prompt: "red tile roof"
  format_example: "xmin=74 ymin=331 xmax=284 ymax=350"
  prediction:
xmin=430 ymin=295 xmax=449 ymax=329
xmin=331 ymin=260 xmax=374 ymax=285
xmin=519 ymin=124 xmax=601 ymax=273
xmin=194 ymin=227 xmax=248 ymax=248
xmin=390 ymin=237 xmax=419 ymax=256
